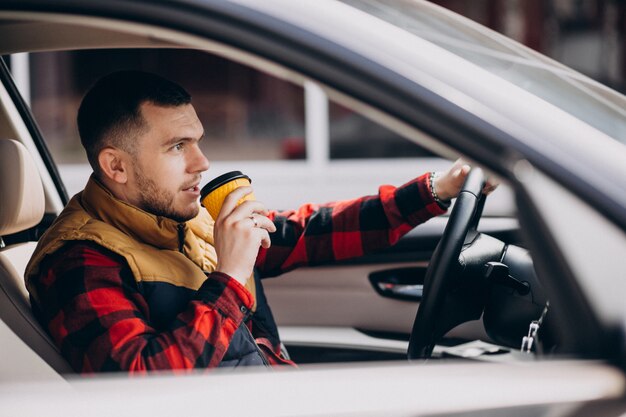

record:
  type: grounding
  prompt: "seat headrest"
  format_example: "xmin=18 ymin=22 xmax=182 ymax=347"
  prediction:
xmin=0 ymin=139 xmax=45 ymax=236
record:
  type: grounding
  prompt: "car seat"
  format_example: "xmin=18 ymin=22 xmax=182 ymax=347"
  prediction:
xmin=0 ymin=139 xmax=72 ymax=379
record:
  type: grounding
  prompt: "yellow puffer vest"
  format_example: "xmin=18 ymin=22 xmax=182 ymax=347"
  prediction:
xmin=25 ymin=176 xmax=256 ymax=307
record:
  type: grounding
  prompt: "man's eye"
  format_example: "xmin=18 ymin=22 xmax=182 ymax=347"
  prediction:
xmin=173 ymin=143 xmax=184 ymax=151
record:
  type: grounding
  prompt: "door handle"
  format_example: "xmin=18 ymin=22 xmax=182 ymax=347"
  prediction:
xmin=369 ymin=267 xmax=426 ymax=301
xmin=376 ymin=282 xmax=423 ymax=299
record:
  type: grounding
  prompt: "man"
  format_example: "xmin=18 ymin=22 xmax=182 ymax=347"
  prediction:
xmin=25 ymin=71 xmax=487 ymax=373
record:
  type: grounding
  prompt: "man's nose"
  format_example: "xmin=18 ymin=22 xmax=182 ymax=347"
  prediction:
xmin=189 ymin=144 xmax=210 ymax=173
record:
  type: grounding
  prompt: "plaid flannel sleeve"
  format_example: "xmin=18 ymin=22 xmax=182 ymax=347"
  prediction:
xmin=255 ymin=173 xmax=446 ymax=276
xmin=32 ymin=242 xmax=253 ymax=374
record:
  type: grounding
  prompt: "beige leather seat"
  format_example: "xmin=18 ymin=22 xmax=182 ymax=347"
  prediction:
xmin=0 ymin=139 xmax=72 ymax=377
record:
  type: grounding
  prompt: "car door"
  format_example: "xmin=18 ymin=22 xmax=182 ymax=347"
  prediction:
xmin=4 ymin=40 xmax=523 ymax=367
xmin=257 ymin=137 xmax=520 ymax=363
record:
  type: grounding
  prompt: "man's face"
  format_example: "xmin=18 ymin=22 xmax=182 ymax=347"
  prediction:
xmin=128 ymin=102 xmax=209 ymax=222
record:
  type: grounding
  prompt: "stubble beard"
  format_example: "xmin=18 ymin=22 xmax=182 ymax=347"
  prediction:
xmin=134 ymin=166 xmax=199 ymax=223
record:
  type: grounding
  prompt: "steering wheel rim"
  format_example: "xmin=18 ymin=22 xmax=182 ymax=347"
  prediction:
xmin=407 ymin=168 xmax=486 ymax=360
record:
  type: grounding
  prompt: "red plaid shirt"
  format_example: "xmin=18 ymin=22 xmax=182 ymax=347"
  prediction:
xmin=31 ymin=174 xmax=445 ymax=373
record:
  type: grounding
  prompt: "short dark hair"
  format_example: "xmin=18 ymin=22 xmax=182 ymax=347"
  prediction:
xmin=77 ymin=70 xmax=191 ymax=176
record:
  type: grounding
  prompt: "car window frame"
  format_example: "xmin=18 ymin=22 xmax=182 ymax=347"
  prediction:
xmin=0 ymin=58 xmax=68 ymax=204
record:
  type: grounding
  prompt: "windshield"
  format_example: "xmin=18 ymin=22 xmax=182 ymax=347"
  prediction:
xmin=339 ymin=0 xmax=626 ymax=145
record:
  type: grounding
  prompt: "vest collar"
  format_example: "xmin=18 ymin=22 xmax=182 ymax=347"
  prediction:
xmin=81 ymin=175 xmax=188 ymax=252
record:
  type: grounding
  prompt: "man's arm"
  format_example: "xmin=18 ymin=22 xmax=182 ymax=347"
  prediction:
xmin=255 ymin=172 xmax=446 ymax=277
xmin=33 ymin=242 xmax=253 ymax=374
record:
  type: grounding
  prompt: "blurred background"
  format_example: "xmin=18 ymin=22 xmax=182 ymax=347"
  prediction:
xmin=4 ymin=0 xmax=625 ymax=168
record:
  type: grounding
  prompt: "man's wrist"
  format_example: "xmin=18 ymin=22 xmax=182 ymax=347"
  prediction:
xmin=430 ymin=172 xmax=451 ymax=208
xmin=195 ymin=271 xmax=254 ymax=317
xmin=215 ymin=265 xmax=250 ymax=286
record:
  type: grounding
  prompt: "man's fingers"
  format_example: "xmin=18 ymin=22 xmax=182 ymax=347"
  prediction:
xmin=259 ymin=229 xmax=272 ymax=249
xmin=249 ymin=213 xmax=276 ymax=233
xmin=456 ymin=164 xmax=470 ymax=179
xmin=218 ymin=189 xmax=274 ymax=228
xmin=439 ymin=158 xmax=501 ymax=198
xmin=218 ymin=186 xmax=254 ymax=218
xmin=230 ymin=199 xmax=269 ymax=218
xmin=482 ymin=180 xmax=500 ymax=195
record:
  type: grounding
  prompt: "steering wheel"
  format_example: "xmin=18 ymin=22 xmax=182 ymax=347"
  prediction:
xmin=408 ymin=168 xmax=486 ymax=360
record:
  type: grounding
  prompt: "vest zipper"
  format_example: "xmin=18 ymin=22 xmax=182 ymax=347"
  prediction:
xmin=177 ymin=224 xmax=185 ymax=253
xmin=247 ymin=325 xmax=270 ymax=366
xmin=242 ymin=313 xmax=270 ymax=366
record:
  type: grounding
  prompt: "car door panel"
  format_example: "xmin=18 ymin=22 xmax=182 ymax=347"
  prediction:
xmin=263 ymin=212 xmax=517 ymax=354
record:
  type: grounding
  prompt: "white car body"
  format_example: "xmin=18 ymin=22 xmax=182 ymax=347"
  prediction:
xmin=0 ymin=0 xmax=625 ymax=416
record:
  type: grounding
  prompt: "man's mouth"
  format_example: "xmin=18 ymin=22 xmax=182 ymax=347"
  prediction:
xmin=183 ymin=184 xmax=200 ymax=193
xmin=182 ymin=176 xmax=203 ymax=194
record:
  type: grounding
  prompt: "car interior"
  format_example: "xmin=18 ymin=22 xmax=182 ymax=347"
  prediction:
xmin=0 ymin=10 xmax=566 ymax=380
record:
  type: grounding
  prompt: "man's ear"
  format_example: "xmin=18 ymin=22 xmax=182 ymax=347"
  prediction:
xmin=98 ymin=147 xmax=128 ymax=184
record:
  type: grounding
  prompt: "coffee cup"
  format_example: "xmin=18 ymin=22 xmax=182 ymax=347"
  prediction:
xmin=200 ymin=171 xmax=255 ymax=220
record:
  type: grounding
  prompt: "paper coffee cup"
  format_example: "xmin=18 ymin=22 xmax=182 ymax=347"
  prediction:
xmin=200 ymin=171 xmax=255 ymax=220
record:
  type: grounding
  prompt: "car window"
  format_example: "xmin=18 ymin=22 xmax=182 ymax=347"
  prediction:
xmin=29 ymin=49 xmax=306 ymax=165
xmin=30 ymin=47 xmax=436 ymax=164
xmin=338 ymin=0 xmax=626 ymax=145
xmin=329 ymin=100 xmax=434 ymax=159
xmin=25 ymin=47 xmax=446 ymax=205
xmin=29 ymin=48 xmax=435 ymax=165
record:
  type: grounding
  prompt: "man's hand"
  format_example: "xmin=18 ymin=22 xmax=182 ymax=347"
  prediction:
xmin=212 ymin=186 xmax=276 ymax=285
xmin=434 ymin=159 xmax=499 ymax=202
